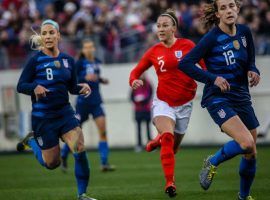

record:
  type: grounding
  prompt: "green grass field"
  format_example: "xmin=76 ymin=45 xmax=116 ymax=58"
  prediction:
xmin=0 ymin=147 xmax=269 ymax=200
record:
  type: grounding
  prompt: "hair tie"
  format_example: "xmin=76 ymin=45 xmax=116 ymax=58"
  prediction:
xmin=160 ymin=13 xmax=178 ymax=27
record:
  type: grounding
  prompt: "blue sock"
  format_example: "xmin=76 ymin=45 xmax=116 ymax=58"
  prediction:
xmin=28 ymin=138 xmax=46 ymax=167
xmin=61 ymin=143 xmax=70 ymax=159
xmin=239 ymin=157 xmax=256 ymax=198
xmin=73 ymin=151 xmax=90 ymax=195
xmin=98 ymin=141 xmax=109 ymax=165
xmin=210 ymin=140 xmax=248 ymax=166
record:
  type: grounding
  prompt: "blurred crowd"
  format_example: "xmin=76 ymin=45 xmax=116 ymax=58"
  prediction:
xmin=0 ymin=0 xmax=270 ymax=69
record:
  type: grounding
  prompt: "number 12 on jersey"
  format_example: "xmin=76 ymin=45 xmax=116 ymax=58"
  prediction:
xmin=223 ymin=50 xmax=235 ymax=66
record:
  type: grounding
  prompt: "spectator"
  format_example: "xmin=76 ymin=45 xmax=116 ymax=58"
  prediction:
xmin=130 ymin=74 xmax=153 ymax=152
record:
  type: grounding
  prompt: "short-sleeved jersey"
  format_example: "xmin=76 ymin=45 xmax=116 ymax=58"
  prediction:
xmin=179 ymin=24 xmax=260 ymax=108
xmin=76 ymin=57 xmax=103 ymax=106
xmin=129 ymin=38 xmax=206 ymax=107
xmin=17 ymin=51 xmax=81 ymax=118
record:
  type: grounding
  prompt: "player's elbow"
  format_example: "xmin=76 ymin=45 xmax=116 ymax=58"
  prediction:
xmin=16 ymin=83 xmax=23 ymax=93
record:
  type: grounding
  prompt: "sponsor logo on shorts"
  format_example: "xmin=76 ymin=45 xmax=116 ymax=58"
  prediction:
xmin=37 ymin=136 xmax=43 ymax=146
xmin=217 ymin=109 xmax=226 ymax=119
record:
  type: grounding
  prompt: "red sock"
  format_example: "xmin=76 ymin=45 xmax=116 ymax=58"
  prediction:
xmin=160 ymin=132 xmax=175 ymax=183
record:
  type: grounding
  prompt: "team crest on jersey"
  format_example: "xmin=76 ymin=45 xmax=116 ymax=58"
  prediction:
xmin=217 ymin=109 xmax=226 ymax=119
xmin=37 ymin=136 xmax=43 ymax=146
xmin=241 ymin=36 xmax=247 ymax=48
xmin=175 ymin=50 xmax=182 ymax=60
xmin=233 ymin=40 xmax=240 ymax=50
xmin=63 ymin=59 xmax=69 ymax=68
xmin=54 ymin=60 xmax=61 ymax=68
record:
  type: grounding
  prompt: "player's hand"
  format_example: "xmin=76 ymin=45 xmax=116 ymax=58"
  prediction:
xmin=34 ymin=85 xmax=50 ymax=101
xmin=78 ymin=83 xmax=91 ymax=97
xmin=214 ymin=76 xmax=230 ymax=92
xmin=248 ymin=71 xmax=260 ymax=87
xmin=85 ymin=74 xmax=98 ymax=82
xmin=132 ymin=79 xmax=144 ymax=89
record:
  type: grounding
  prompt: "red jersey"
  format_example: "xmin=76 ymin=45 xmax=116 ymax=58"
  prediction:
xmin=129 ymin=38 xmax=206 ymax=107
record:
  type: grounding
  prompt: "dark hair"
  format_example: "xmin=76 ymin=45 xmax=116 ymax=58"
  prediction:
xmin=159 ymin=8 xmax=178 ymax=27
xmin=78 ymin=39 xmax=94 ymax=59
xmin=201 ymin=0 xmax=242 ymax=31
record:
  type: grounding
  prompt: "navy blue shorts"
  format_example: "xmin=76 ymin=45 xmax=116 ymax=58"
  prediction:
xmin=32 ymin=114 xmax=80 ymax=150
xmin=207 ymin=102 xmax=259 ymax=130
xmin=76 ymin=103 xmax=105 ymax=124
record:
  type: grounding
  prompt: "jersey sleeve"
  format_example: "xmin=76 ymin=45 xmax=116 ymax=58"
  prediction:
xmin=17 ymin=57 xmax=38 ymax=96
xmin=186 ymin=39 xmax=207 ymax=70
xmin=245 ymin=26 xmax=260 ymax=75
xmin=179 ymin=34 xmax=217 ymax=84
xmin=129 ymin=48 xmax=153 ymax=86
xmin=68 ymin=57 xmax=81 ymax=95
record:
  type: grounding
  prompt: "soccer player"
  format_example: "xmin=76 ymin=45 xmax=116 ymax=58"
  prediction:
xmin=16 ymin=19 xmax=96 ymax=200
xmin=61 ymin=39 xmax=115 ymax=172
xmin=129 ymin=9 xmax=206 ymax=197
xmin=179 ymin=0 xmax=260 ymax=199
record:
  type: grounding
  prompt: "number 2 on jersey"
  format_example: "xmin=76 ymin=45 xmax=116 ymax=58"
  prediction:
xmin=46 ymin=68 xmax=53 ymax=80
xmin=158 ymin=58 xmax=166 ymax=72
xmin=223 ymin=50 xmax=235 ymax=65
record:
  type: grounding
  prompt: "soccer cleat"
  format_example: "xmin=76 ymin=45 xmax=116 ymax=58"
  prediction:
xmin=199 ymin=155 xmax=217 ymax=190
xmin=101 ymin=164 xmax=116 ymax=172
xmin=238 ymin=193 xmax=255 ymax=200
xmin=78 ymin=193 xmax=97 ymax=200
xmin=145 ymin=134 xmax=162 ymax=152
xmin=165 ymin=181 xmax=177 ymax=198
xmin=61 ymin=157 xmax=68 ymax=173
xmin=16 ymin=131 xmax=34 ymax=152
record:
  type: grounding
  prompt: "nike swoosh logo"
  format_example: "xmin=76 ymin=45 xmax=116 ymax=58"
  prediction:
xmin=157 ymin=56 xmax=164 ymax=60
xmin=222 ymin=44 xmax=230 ymax=50
xmin=44 ymin=63 xmax=50 ymax=67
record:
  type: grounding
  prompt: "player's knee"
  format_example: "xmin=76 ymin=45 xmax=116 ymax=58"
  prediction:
xmin=240 ymin=139 xmax=254 ymax=153
xmin=45 ymin=160 xmax=61 ymax=170
xmin=76 ymin=143 xmax=85 ymax=153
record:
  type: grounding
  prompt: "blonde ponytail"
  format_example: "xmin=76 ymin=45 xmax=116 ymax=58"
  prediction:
xmin=29 ymin=26 xmax=43 ymax=50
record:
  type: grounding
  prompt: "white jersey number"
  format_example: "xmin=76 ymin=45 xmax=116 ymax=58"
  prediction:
xmin=223 ymin=50 xmax=235 ymax=66
xmin=158 ymin=58 xmax=166 ymax=72
xmin=46 ymin=68 xmax=54 ymax=80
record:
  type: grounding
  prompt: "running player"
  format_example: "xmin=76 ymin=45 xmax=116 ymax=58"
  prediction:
xmin=129 ymin=9 xmax=205 ymax=198
xmin=16 ymin=19 xmax=96 ymax=200
xmin=61 ymin=39 xmax=115 ymax=172
xmin=179 ymin=0 xmax=260 ymax=199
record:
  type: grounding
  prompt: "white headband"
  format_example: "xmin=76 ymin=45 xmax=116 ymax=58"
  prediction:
xmin=160 ymin=14 xmax=178 ymax=27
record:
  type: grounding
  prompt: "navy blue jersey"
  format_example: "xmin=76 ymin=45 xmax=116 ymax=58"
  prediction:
xmin=17 ymin=51 xmax=81 ymax=118
xmin=76 ymin=57 xmax=103 ymax=105
xmin=179 ymin=24 xmax=260 ymax=108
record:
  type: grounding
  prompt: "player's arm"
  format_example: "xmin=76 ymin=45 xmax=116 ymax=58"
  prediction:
xmin=69 ymin=58 xmax=91 ymax=96
xmin=179 ymin=37 xmax=217 ymax=84
xmin=17 ymin=57 xmax=38 ymax=96
xmin=186 ymin=40 xmax=207 ymax=71
xmin=246 ymin=26 xmax=260 ymax=87
xmin=129 ymin=50 xmax=152 ymax=89
xmin=179 ymin=36 xmax=230 ymax=92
